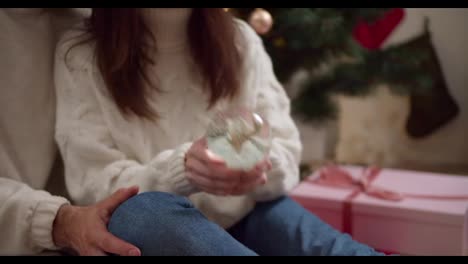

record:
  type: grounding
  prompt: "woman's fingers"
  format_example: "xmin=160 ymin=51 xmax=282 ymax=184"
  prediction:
xmin=186 ymin=137 xmax=272 ymax=196
xmin=230 ymin=173 xmax=267 ymax=195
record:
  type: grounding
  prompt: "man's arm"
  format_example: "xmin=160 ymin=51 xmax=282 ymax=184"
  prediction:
xmin=0 ymin=177 xmax=69 ymax=255
xmin=0 ymin=177 xmax=141 ymax=256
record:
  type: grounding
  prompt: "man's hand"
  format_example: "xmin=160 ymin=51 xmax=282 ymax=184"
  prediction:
xmin=52 ymin=186 xmax=141 ymax=256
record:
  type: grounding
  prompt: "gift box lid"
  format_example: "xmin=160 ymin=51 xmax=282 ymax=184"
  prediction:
xmin=292 ymin=165 xmax=468 ymax=226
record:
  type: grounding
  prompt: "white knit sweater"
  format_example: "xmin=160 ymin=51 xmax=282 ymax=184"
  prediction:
xmin=0 ymin=8 xmax=88 ymax=255
xmin=55 ymin=9 xmax=302 ymax=229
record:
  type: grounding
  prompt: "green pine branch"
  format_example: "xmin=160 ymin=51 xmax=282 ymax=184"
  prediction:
xmin=233 ymin=8 xmax=434 ymax=123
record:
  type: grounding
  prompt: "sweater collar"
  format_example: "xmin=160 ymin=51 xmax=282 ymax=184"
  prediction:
xmin=144 ymin=8 xmax=192 ymax=52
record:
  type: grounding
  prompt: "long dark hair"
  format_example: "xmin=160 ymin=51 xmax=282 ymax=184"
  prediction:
xmin=82 ymin=8 xmax=242 ymax=119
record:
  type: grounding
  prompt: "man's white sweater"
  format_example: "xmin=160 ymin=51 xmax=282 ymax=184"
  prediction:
xmin=0 ymin=8 xmax=88 ymax=255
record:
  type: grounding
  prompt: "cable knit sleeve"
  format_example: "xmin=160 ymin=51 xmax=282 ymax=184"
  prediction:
xmin=0 ymin=178 xmax=69 ymax=255
xmin=54 ymin=34 xmax=198 ymax=206
xmin=237 ymin=21 xmax=303 ymax=202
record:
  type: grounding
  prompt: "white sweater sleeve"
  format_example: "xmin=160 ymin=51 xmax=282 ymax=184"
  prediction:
xmin=54 ymin=42 xmax=198 ymax=206
xmin=0 ymin=178 xmax=69 ymax=255
xmin=241 ymin=23 xmax=303 ymax=202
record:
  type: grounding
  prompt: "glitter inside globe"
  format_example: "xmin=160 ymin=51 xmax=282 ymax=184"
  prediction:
xmin=206 ymin=109 xmax=271 ymax=171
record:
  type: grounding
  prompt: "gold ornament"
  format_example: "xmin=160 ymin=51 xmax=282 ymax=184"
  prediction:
xmin=273 ymin=37 xmax=286 ymax=48
xmin=248 ymin=8 xmax=273 ymax=35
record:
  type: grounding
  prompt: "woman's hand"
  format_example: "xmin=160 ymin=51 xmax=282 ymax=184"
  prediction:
xmin=52 ymin=187 xmax=141 ymax=256
xmin=185 ymin=138 xmax=272 ymax=196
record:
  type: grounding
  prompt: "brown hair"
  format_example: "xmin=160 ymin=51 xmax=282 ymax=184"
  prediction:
xmin=82 ymin=8 xmax=242 ymax=119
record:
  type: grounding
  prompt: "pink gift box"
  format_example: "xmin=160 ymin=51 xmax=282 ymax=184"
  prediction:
xmin=464 ymin=207 xmax=468 ymax=255
xmin=290 ymin=165 xmax=468 ymax=256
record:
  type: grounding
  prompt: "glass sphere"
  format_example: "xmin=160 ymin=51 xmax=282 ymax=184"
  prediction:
xmin=206 ymin=108 xmax=271 ymax=171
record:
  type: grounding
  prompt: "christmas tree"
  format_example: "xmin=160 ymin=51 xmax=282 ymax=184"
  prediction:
xmin=232 ymin=8 xmax=441 ymax=126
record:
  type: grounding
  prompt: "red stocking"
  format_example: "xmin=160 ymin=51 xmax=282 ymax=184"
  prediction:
xmin=353 ymin=8 xmax=405 ymax=50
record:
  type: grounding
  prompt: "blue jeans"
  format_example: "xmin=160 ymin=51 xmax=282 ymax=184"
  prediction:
xmin=108 ymin=192 xmax=384 ymax=256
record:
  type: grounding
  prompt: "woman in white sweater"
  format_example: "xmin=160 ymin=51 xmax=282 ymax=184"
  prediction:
xmin=55 ymin=8 xmax=383 ymax=256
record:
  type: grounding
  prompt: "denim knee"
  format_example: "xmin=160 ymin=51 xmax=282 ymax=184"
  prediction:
xmin=107 ymin=192 xmax=194 ymax=245
xmin=108 ymin=192 xmax=259 ymax=256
